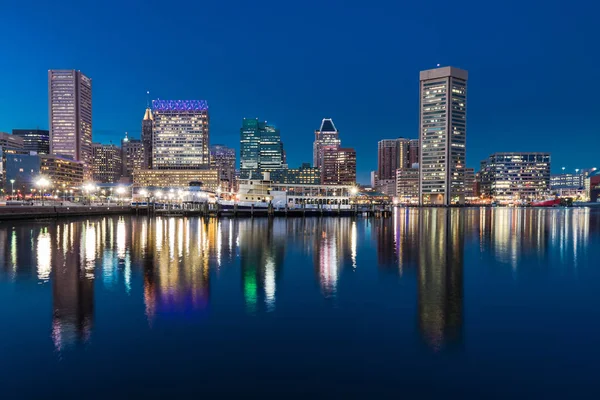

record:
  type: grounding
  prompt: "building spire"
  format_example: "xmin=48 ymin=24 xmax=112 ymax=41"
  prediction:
xmin=146 ymin=90 xmax=150 ymax=108
xmin=123 ymin=131 xmax=129 ymax=143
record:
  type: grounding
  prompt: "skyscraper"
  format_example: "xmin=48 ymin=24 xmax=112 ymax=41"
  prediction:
xmin=48 ymin=70 xmax=92 ymax=178
xmin=377 ymin=138 xmax=410 ymax=181
xmin=121 ymin=133 xmax=145 ymax=179
xmin=321 ymin=147 xmax=356 ymax=185
xmin=152 ymin=100 xmax=209 ymax=169
xmin=12 ymin=129 xmax=50 ymax=154
xmin=210 ymin=144 xmax=236 ymax=191
xmin=239 ymin=118 xmax=285 ymax=181
xmin=92 ymin=143 xmax=122 ymax=183
xmin=409 ymin=139 xmax=419 ymax=167
xmin=419 ymin=66 xmax=467 ymax=206
xmin=313 ymin=118 xmax=340 ymax=170
xmin=142 ymin=106 xmax=153 ymax=169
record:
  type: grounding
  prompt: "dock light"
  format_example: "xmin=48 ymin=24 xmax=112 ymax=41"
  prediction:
xmin=139 ymin=189 xmax=148 ymax=197
xmin=116 ymin=187 xmax=126 ymax=195
xmin=350 ymin=187 xmax=358 ymax=195
xmin=36 ymin=177 xmax=50 ymax=206
xmin=155 ymin=191 xmax=163 ymax=198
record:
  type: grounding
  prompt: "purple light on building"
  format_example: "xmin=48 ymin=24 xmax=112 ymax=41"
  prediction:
xmin=151 ymin=100 xmax=209 ymax=111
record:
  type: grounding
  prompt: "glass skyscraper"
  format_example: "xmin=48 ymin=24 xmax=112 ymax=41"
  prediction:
xmin=12 ymin=129 xmax=50 ymax=154
xmin=151 ymin=100 xmax=209 ymax=169
xmin=239 ymin=118 xmax=284 ymax=180
xmin=419 ymin=66 xmax=468 ymax=206
xmin=48 ymin=70 xmax=92 ymax=178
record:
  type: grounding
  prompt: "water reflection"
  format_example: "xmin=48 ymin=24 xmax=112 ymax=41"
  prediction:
xmin=0 ymin=208 xmax=596 ymax=354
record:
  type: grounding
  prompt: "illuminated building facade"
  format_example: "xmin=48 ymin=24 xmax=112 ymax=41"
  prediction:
xmin=313 ymin=118 xmax=340 ymax=170
xmin=478 ymin=152 xmax=551 ymax=200
xmin=284 ymin=163 xmax=320 ymax=185
xmin=0 ymin=132 xmax=25 ymax=150
xmin=40 ymin=155 xmax=85 ymax=190
xmin=321 ymin=147 xmax=356 ymax=185
xmin=11 ymin=130 xmax=48 ymax=153
xmin=396 ymin=168 xmax=419 ymax=204
xmin=210 ymin=144 xmax=236 ymax=191
xmin=92 ymin=143 xmax=122 ymax=183
xmin=121 ymin=133 xmax=145 ymax=179
xmin=142 ymin=107 xmax=153 ymax=169
xmin=48 ymin=70 xmax=92 ymax=178
xmin=419 ymin=66 xmax=468 ymax=206
xmin=464 ymin=168 xmax=476 ymax=199
xmin=409 ymin=139 xmax=420 ymax=167
xmin=378 ymin=138 xmax=410 ymax=180
xmin=239 ymin=118 xmax=285 ymax=181
xmin=2 ymin=149 xmax=41 ymax=193
xmin=152 ymin=100 xmax=209 ymax=169
xmin=133 ymin=169 xmax=219 ymax=190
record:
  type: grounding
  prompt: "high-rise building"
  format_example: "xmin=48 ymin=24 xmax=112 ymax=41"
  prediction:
xmin=0 ymin=132 xmax=25 ymax=150
xmin=210 ymin=144 xmax=236 ymax=191
xmin=419 ymin=66 xmax=467 ymax=206
xmin=11 ymin=129 xmax=50 ymax=154
xmin=152 ymin=100 xmax=209 ymax=169
xmin=92 ymin=143 xmax=122 ymax=183
xmin=321 ymin=147 xmax=356 ymax=185
xmin=142 ymin=107 xmax=153 ymax=169
xmin=121 ymin=133 xmax=145 ymax=179
xmin=409 ymin=139 xmax=420 ymax=167
xmin=378 ymin=139 xmax=407 ymax=181
xmin=239 ymin=118 xmax=285 ymax=181
xmin=48 ymin=70 xmax=92 ymax=178
xmin=478 ymin=153 xmax=551 ymax=201
xmin=313 ymin=118 xmax=340 ymax=170
xmin=464 ymin=168 xmax=475 ymax=199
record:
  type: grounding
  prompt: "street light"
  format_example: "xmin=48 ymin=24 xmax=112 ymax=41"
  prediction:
xmin=116 ymin=187 xmax=126 ymax=205
xmin=36 ymin=177 xmax=50 ymax=206
xmin=9 ymin=179 xmax=15 ymax=199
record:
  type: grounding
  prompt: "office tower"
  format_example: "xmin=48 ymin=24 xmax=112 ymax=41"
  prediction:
xmin=0 ymin=132 xmax=25 ymax=150
xmin=121 ymin=133 xmax=145 ymax=179
xmin=378 ymin=139 xmax=404 ymax=180
xmin=284 ymin=163 xmax=320 ymax=185
xmin=240 ymin=118 xmax=285 ymax=181
xmin=321 ymin=146 xmax=356 ymax=185
xmin=419 ymin=66 xmax=467 ymax=206
xmin=11 ymin=129 xmax=50 ymax=154
xmin=479 ymin=153 xmax=551 ymax=200
xmin=370 ymin=171 xmax=378 ymax=188
xmin=210 ymin=144 xmax=236 ymax=191
xmin=142 ymin=107 xmax=153 ymax=169
xmin=409 ymin=139 xmax=419 ymax=167
xmin=48 ymin=70 xmax=92 ymax=178
xmin=152 ymin=100 xmax=209 ymax=169
xmin=92 ymin=143 xmax=122 ymax=183
xmin=313 ymin=118 xmax=340 ymax=170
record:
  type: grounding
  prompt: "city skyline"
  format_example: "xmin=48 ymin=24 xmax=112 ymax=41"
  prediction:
xmin=1 ymin=2 xmax=597 ymax=183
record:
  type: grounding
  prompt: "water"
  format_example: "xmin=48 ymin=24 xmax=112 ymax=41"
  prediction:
xmin=1 ymin=208 xmax=599 ymax=398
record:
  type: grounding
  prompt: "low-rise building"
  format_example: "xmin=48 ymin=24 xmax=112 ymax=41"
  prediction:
xmin=284 ymin=163 xmax=320 ymax=185
xmin=396 ymin=168 xmax=419 ymax=204
xmin=2 ymin=149 xmax=41 ymax=194
xmin=92 ymin=143 xmax=122 ymax=183
xmin=40 ymin=155 xmax=85 ymax=190
xmin=0 ymin=132 xmax=25 ymax=150
xmin=133 ymin=169 xmax=219 ymax=190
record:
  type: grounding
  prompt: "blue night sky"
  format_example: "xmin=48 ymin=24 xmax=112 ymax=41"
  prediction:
xmin=0 ymin=0 xmax=597 ymax=183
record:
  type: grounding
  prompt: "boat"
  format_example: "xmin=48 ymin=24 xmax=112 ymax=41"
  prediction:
xmin=531 ymin=197 xmax=560 ymax=207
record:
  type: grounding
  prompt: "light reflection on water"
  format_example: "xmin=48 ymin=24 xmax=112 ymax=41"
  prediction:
xmin=0 ymin=208 xmax=599 ymax=396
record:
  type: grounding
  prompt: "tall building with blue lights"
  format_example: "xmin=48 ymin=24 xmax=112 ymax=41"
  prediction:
xmin=239 ymin=118 xmax=285 ymax=181
xmin=151 ymin=100 xmax=209 ymax=169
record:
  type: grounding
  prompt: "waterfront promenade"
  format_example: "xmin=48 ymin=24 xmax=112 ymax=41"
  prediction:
xmin=0 ymin=204 xmax=130 ymax=221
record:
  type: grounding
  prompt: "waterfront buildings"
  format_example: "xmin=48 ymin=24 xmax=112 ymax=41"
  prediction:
xmin=152 ymin=100 xmax=209 ymax=169
xmin=409 ymin=139 xmax=419 ymax=167
xmin=419 ymin=66 xmax=468 ymax=206
xmin=321 ymin=147 xmax=356 ymax=185
xmin=121 ymin=133 xmax=145 ymax=180
xmin=378 ymin=138 xmax=410 ymax=180
xmin=313 ymin=118 xmax=341 ymax=171
xmin=478 ymin=152 xmax=551 ymax=201
xmin=40 ymin=154 xmax=85 ymax=190
xmin=588 ymin=170 xmax=600 ymax=202
xmin=11 ymin=129 xmax=49 ymax=154
xmin=2 ymin=149 xmax=40 ymax=194
xmin=284 ymin=163 xmax=320 ymax=185
xmin=142 ymin=107 xmax=153 ymax=169
xmin=92 ymin=143 xmax=122 ymax=183
xmin=0 ymin=132 xmax=25 ymax=150
xmin=48 ymin=70 xmax=92 ymax=178
xmin=464 ymin=168 xmax=476 ymax=199
xmin=239 ymin=118 xmax=285 ymax=181
xmin=210 ymin=144 xmax=236 ymax=191
xmin=133 ymin=169 xmax=219 ymax=190
xmin=396 ymin=168 xmax=420 ymax=204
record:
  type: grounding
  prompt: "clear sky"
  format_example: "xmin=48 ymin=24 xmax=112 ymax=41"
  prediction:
xmin=0 ymin=0 xmax=597 ymax=183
